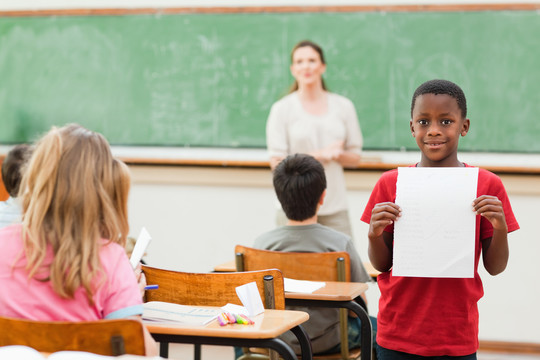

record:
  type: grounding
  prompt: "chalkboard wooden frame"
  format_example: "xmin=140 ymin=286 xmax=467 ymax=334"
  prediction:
xmin=1 ymin=4 xmax=539 ymax=17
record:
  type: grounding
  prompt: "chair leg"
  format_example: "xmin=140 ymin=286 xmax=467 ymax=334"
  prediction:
xmin=194 ymin=344 xmax=202 ymax=360
xmin=339 ymin=309 xmax=349 ymax=360
xmin=269 ymin=349 xmax=279 ymax=360
xmin=110 ymin=335 xmax=126 ymax=356
xmin=159 ymin=341 xmax=169 ymax=358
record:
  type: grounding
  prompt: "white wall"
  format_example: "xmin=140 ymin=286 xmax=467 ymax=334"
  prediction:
xmin=127 ymin=165 xmax=540 ymax=344
xmin=476 ymin=194 xmax=540 ymax=342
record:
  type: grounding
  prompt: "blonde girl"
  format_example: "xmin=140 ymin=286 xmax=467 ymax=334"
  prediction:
xmin=0 ymin=124 xmax=156 ymax=355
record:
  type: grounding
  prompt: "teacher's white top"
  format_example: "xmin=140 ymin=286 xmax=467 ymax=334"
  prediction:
xmin=266 ymin=92 xmax=363 ymax=216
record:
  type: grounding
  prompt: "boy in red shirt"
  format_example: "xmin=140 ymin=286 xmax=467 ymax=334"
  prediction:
xmin=361 ymin=79 xmax=519 ymax=359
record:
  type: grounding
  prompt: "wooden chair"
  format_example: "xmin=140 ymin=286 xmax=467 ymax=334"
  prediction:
xmin=235 ymin=245 xmax=367 ymax=360
xmin=141 ymin=265 xmax=287 ymax=359
xmin=0 ymin=316 xmax=146 ymax=356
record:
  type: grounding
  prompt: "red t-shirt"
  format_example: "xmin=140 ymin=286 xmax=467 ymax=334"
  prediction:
xmin=361 ymin=165 xmax=519 ymax=356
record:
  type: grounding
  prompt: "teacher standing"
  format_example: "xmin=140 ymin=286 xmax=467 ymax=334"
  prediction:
xmin=266 ymin=40 xmax=363 ymax=237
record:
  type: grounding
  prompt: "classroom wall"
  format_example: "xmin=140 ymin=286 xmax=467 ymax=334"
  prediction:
xmin=127 ymin=165 xmax=540 ymax=344
xmin=3 ymin=0 xmax=539 ymax=347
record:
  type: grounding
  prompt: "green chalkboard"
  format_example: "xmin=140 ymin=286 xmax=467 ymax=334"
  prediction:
xmin=0 ymin=10 xmax=539 ymax=152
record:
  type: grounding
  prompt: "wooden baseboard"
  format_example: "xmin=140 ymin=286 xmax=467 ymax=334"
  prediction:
xmin=479 ymin=340 xmax=540 ymax=354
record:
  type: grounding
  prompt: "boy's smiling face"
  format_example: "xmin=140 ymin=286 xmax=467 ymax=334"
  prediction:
xmin=410 ymin=93 xmax=470 ymax=167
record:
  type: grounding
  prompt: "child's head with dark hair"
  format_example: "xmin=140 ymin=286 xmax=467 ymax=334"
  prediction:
xmin=273 ymin=153 xmax=326 ymax=221
xmin=410 ymin=79 xmax=470 ymax=167
xmin=411 ymin=79 xmax=467 ymax=119
xmin=1 ymin=144 xmax=32 ymax=197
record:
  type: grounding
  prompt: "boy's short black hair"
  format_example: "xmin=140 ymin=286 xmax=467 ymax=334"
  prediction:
xmin=411 ymin=79 xmax=467 ymax=118
xmin=1 ymin=144 xmax=31 ymax=197
xmin=273 ymin=153 xmax=326 ymax=221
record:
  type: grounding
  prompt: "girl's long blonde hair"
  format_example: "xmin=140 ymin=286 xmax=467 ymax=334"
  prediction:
xmin=20 ymin=124 xmax=130 ymax=304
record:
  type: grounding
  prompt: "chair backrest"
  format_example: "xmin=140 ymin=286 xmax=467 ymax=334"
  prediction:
xmin=0 ymin=317 xmax=146 ymax=356
xmin=235 ymin=245 xmax=351 ymax=282
xmin=142 ymin=265 xmax=286 ymax=310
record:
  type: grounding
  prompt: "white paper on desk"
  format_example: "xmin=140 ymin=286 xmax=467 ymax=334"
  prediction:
xmin=284 ymin=278 xmax=326 ymax=293
xmin=222 ymin=303 xmax=250 ymax=316
xmin=393 ymin=167 xmax=478 ymax=278
xmin=236 ymin=282 xmax=264 ymax=317
xmin=129 ymin=227 xmax=152 ymax=269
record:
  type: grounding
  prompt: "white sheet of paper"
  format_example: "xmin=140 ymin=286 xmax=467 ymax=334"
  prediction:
xmin=129 ymin=227 xmax=152 ymax=269
xmin=284 ymin=278 xmax=326 ymax=293
xmin=221 ymin=303 xmax=250 ymax=316
xmin=393 ymin=167 xmax=478 ymax=278
xmin=235 ymin=282 xmax=265 ymax=317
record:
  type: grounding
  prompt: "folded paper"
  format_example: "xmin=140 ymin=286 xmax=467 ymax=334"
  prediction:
xmin=235 ymin=282 xmax=264 ymax=316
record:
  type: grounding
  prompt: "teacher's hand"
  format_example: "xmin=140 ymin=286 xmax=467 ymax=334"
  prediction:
xmin=313 ymin=141 xmax=344 ymax=163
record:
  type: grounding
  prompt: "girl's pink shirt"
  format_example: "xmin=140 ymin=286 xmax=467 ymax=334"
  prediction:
xmin=0 ymin=224 xmax=143 ymax=321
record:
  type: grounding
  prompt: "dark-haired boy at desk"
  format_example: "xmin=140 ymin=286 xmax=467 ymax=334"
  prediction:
xmin=248 ymin=153 xmax=374 ymax=356
xmin=361 ymin=79 xmax=520 ymax=360
xmin=0 ymin=144 xmax=32 ymax=229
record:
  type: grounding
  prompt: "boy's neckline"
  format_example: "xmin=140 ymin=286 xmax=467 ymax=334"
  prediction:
xmin=415 ymin=161 xmax=466 ymax=168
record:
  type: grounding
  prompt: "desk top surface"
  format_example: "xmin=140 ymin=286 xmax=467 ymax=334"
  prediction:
xmin=213 ymin=260 xmax=236 ymax=272
xmin=285 ymin=281 xmax=368 ymax=301
xmin=214 ymin=260 xmax=369 ymax=301
xmin=144 ymin=308 xmax=308 ymax=339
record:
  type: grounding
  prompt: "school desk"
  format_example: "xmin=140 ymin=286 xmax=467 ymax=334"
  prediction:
xmin=207 ymin=267 xmax=373 ymax=360
xmin=144 ymin=308 xmax=312 ymax=360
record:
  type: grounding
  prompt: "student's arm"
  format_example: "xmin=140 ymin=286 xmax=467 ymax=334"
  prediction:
xmin=134 ymin=263 xmax=147 ymax=299
xmin=127 ymin=316 xmax=159 ymax=356
xmin=474 ymin=195 xmax=509 ymax=275
xmin=367 ymin=202 xmax=401 ymax=272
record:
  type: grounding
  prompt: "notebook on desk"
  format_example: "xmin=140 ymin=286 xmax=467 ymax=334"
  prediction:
xmin=143 ymin=301 xmax=220 ymax=326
